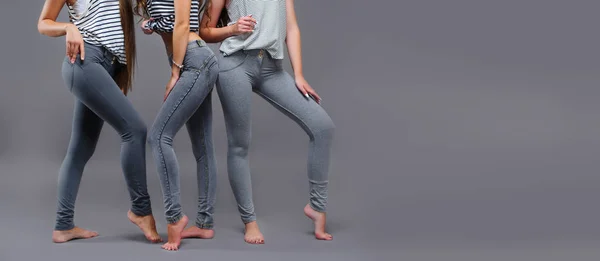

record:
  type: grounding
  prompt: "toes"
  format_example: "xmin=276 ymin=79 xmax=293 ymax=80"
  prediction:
xmin=316 ymin=233 xmax=333 ymax=240
xmin=83 ymin=232 xmax=97 ymax=238
xmin=162 ymin=243 xmax=179 ymax=251
xmin=147 ymin=236 xmax=161 ymax=243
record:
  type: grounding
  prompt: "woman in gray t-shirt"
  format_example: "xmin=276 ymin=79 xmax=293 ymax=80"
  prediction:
xmin=200 ymin=0 xmax=335 ymax=244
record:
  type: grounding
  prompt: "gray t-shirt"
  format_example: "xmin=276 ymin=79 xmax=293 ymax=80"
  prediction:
xmin=219 ymin=0 xmax=287 ymax=59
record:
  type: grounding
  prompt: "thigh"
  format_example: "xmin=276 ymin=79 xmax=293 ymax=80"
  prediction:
xmin=67 ymin=100 xmax=104 ymax=151
xmin=64 ymin=59 xmax=145 ymax=133
xmin=216 ymin=67 xmax=254 ymax=144
xmin=256 ymin=70 xmax=334 ymax=134
xmin=186 ymin=91 xmax=213 ymax=153
xmin=150 ymin=68 xmax=215 ymax=140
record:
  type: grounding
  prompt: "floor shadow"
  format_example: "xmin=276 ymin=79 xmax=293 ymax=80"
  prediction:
xmin=71 ymin=233 xmax=168 ymax=244
xmin=305 ymin=219 xmax=350 ymax=236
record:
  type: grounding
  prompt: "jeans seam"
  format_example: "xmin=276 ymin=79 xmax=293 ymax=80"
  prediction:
xmin=200 ymin=106 xmax=211 ymax=226
xmin=156 ymin=70 xmax=203 ymax=221
xmin=185 ymin=54 xmax=216 ymax=73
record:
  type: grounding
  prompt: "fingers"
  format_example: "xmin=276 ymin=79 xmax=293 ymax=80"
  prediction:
xmin=66 ymin=41 xmax=83 ymax=63
xmin=164 ymin=87 xmax=170 ymax=101
xmin=297 ymin=85 xmax=308 ymax=97
xmin=308 ymin=89 xmax=322 ymax=103
xmin=238 ymin=20 xmax=255 ymax=31
xmin=297 ymin=81 xmax=322 ymax=104
xmin=79 ymin=43 xmax=85 ymax=61
xmin=141 ymin=20 xmax=154 ymax=35
xmin=241 ymin=15 xmax=257 ymax=24
xmin=164 ymin=90 xmax=169 ymax=101
xmin=68 ymin=43 xmax=77 ymax=63
xmin=66 ymin=42 xmax=72 ymax=61
xmin=237 ymin=15 xmax=257 ymax=33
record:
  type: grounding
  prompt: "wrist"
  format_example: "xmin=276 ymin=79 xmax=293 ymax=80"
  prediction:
xmin=228 ymin=25 xmax=237 ymax=36
xmin=171 ymin=59 xmax=183 ymax=74
xmin=171 ymin=68 xmax=180 ymax=78
xmin=64 ymin=23 xmax=76 ymax=33
xmin=294 ymin=73 xmax=304 ymax=79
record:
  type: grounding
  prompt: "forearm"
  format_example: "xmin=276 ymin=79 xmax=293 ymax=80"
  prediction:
xmin=171 ymin=24 xmax=189 ymax=76
xmin=200 ymin=26 xmax=235 ymax=43
xmin=286 ymin=28 xmax=303 ymax=78
xmin=38 ymin=19 xmax=74 ymax=37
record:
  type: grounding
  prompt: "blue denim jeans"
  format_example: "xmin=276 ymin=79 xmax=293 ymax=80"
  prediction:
xmin=216 ymin=49 xmax=335 ymax=224
xmin=56 ymin=43 xmax=153 ymax=231
xmin=148 ymin=40 xmax=219 ymax=227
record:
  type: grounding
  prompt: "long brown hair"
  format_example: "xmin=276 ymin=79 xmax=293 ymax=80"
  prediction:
xmin=203 ymin=0 xmax=229 ymax=28
xmin=117 ymin=0 xmax=136 ymax=95
xmin=134 ymin=0 xmax=149 ymax=18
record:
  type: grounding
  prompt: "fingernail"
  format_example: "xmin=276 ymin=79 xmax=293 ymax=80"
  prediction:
xmin=304 ymin=93 xmax=309 ymax=98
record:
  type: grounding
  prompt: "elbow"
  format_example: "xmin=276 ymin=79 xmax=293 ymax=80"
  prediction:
xmin=199 ymin=28 xmax=217 ymax=43
xmin=174 ymin=21 xmax=190 ymax=32
xmin=286 ymin=27 xmax=300 ymax=39
xmin=37 ymin=20 xmax=45 ymax=35
xmin=198 ymin=28 xmax=209 ymax=41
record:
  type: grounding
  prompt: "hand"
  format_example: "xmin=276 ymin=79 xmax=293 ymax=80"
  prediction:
xmin=141 ymin=19 xmax=154 ymax=35
xmin=295 ymin=76 xmax=321 ymax=104
xmin=231 ymin=15 xmax=257 ymax=35
xmin=164 ymin=75 xmax=179 ymax=101
xmin=65 ymin=24 xmax=85 ymax=63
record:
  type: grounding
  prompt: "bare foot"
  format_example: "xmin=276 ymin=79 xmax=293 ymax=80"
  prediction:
xmin=127 ymin=210 xmax=162 ymax=243
xmin=52 ymin=227 xmax=98 ymax=243
xmin=162 ymin=215 xmax=189 ymax=251
xmin=304 ymin=204 xmax=333 ymax=240
xmin=244 ymin=221 xmax=264 ymax=244
xmin=181 ymin=226 xmax=214 ymax=239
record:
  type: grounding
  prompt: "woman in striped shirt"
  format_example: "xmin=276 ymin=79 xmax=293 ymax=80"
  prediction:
xmin=136 ymin=0 xmax=219 ymax=251
xmin=38 ymin=0 xmax=161 ymax=244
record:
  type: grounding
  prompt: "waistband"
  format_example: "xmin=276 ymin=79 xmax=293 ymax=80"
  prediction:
xmin=85 ymin=42 xmax=118 ymax=64
xmin=187 ymin=39 xmax=208 ymax=49
xmin=168 ymin=40 xmax=210 ymax=60
xmin=237 ymin=49 xmax=277 ymax=59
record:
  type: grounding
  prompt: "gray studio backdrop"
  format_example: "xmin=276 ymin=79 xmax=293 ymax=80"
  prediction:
xmin=1 ymin=0 xmax=600 ymax=260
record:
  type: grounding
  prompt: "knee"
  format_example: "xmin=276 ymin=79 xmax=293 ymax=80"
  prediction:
xmin=147 ymin=130 xmax=172 ymax=149
xmin=229 ymin=140 xmax=249 ymax=158
xmin=311 ymin=119 xmax=335 ymax=141
xmin=121 ymin=121 xmax=147 ymax=142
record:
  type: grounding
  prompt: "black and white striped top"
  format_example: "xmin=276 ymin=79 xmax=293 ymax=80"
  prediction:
xmin=146 ymin=0 xmax=203 ymax=33
xmin=67 ymin=0 xmax=127 ymax=64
